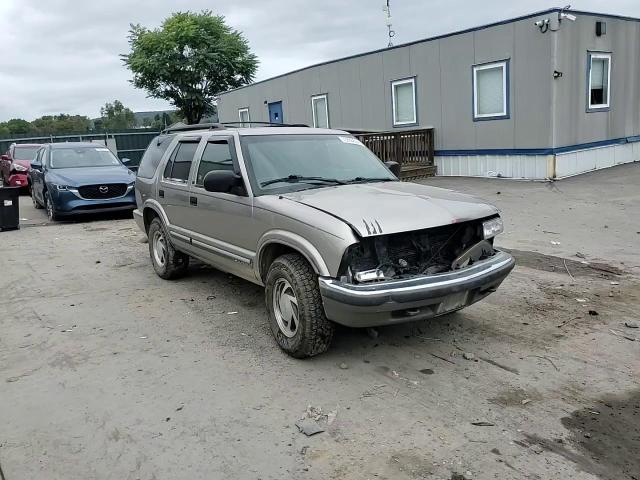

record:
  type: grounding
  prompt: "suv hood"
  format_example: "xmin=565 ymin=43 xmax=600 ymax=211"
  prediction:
xmin=46 ymin=165 xmax=135 ymax=187
xmin=282 ymin=181 xmax=498 ymax=237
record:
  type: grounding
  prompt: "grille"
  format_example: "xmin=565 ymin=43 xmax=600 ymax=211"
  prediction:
xmin=78 ymin=183 xmax=127 ymax=199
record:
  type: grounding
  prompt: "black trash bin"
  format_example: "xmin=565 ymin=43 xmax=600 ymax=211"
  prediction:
xmin=0 ymin=187 xmax=20 ymax=231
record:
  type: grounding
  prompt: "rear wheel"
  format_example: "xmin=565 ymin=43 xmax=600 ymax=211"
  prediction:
xmin=148 ymin=217 xmax=189 ymax=279
xmin=265 ymin=253 xmax=334 ymax=358
xmin=44 ymin=191 xmax=58 ymax=221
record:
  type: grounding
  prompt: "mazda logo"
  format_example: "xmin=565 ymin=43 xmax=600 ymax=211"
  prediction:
xmin=99 ymin=185 xmax=109 ymax=194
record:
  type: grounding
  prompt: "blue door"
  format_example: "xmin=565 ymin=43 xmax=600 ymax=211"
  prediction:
xmin=268 ymin=101 xmax=283 ymax=124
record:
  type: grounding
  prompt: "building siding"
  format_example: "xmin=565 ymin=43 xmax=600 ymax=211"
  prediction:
xmin=218 ymin=9 xmax=640 ymax=165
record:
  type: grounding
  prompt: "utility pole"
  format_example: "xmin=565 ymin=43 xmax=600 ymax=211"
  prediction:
xmin=383 ymin=0 xmax=395 ymax=47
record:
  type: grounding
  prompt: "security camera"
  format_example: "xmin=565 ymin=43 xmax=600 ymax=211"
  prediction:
xmin=534 ymin=20 xmax=545 ymax=27
xmin=560 ymin=12 xmax=577 ymax=21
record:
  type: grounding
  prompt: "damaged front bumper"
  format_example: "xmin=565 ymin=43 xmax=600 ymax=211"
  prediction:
xmin=318 ymin=250 xmax=515 ymax=327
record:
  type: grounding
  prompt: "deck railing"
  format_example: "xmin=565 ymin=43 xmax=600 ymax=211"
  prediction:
xmin=352 ymin=128 xmax=436 ymax=179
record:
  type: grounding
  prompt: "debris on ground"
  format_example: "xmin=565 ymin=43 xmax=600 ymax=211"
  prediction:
xmin=339 ymin=362 xmax=348 ymax=370
xmin=530 ymin=444 xmax=544 ymax=454
xmin=610 ymin=281 xmax=620 ymax=286
xmin=609 ymin=329 xmax=637 ymax=341
xmin=575 ymin=298 xmax=588 ymax=303
xmin=419 ymin=368 xmax=434 ymax=375
xmin=550 ymin=241 xmax=561 ymax=245
xmin=327 ymin=409 xmax=338 ymax=426
xmin=366 ymin=327 xmax=379 ymax=339
xmin=521 ymin=398 xmax=531 ymax=405
xmin=471 ymin=420 xmax=495 ymax=426
xmin=624 ymin=321 xmax=639 ymax=329
xmin=462 ymin=352 xmax=476 ymax=361
xmin=295 ymin=418 xmax=324 ymax=436
xmin=575 ymin=252 xmax=586 ymax=259
xmin=227 ymin=311 xmax=238 ymax=315
xmin=588 ymin=310 xmax=599 ymax=316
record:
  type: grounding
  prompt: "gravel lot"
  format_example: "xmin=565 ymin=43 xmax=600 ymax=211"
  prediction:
xmin=1 ymin=163 xmax=639 ymax=480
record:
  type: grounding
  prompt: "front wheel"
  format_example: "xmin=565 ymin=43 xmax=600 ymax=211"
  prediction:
xmin=265 ymin=253 xmax=334 ymax=358
xmin=44 ymin=191 xmax=58 ymax=221
xmin=148 ymin=217 xmax=189 ymax=279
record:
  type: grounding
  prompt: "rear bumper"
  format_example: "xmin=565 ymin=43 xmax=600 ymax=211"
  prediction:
xmin=8 ymin=173 xmax=29 ymax=188
xmin=319 ymin=250 xmax=515 ymax=327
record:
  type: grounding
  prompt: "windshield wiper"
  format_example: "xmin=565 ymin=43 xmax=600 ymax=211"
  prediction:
xmin=260 ymin=175 xmax=346 ymax=187
xmin=344 ymin=177 xmax=394 ymax=184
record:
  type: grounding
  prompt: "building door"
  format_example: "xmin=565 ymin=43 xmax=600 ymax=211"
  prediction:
xmin=268 ymin=101 xmax=283 ymax=124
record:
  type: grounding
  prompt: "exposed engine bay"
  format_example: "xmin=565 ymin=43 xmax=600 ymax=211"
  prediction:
xmin=340 ymin=218 xmax=497 ymax=283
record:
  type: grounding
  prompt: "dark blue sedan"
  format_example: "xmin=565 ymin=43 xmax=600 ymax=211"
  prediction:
xmin=30 ymin=142 xmax=136 ymax=221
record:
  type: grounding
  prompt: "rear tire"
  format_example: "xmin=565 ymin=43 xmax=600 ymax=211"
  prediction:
xmin=265 ymin=253 xmax=334 ymax=358
xmin=148 ymin=217 xmax=189 ymax=279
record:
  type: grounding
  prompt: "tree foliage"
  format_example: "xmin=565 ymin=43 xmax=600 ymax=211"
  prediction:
xmin=3 ymin=118 xmax=31 ymax=134
xmin=122 ymin=11 xmax=258 ymax=124
xmin=100 ymin=100 xmax=136 ymax=130
xmin=30 ymin=114 xmax=91 ymax=134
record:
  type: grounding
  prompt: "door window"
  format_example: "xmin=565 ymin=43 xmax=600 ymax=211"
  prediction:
xmin=194 ymin=139 xmax=236 ymax=187
xmin=163 ymin=141 xmax=199 ymax=182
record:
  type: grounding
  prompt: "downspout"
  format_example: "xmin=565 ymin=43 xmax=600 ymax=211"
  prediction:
xmin=549 ymin=18 xmax=560 ymax=179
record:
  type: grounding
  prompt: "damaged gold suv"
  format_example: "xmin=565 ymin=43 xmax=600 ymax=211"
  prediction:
xmin=134 ymin=124 xmax=515 ymax=357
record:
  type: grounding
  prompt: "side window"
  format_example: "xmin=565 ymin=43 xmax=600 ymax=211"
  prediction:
xmin=163 ymin=141 xmax=199 ymax=182
xmin=588 ymin=52 xmax=611 ymax=110
xmin=40 ymin=149 xmax=48 ymax=167
xmin=137 ymin=134 xmax=175 ymax=178
xmin=195 ymin=139 xmax=235 ymax=187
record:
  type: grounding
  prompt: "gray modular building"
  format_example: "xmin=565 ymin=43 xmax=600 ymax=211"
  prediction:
xmin=218 ymin=8 xmax=640 ymax=179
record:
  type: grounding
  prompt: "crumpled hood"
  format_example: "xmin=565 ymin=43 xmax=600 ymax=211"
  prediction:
xmin=281 ymin=181 xmax=499 ymax=237
xmin=13 ymin=160 xmax=31 ymax=169
xmin=46 ymin=165 xmax=135 ymax=187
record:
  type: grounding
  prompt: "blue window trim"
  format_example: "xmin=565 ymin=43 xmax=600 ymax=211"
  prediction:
xmin=472 ymin=59 xmax=510 ymax=122
xmin=391 ymin=76 xmax=418 ymax=128
xmin=586 ymin=51 xmax=612 ymax=113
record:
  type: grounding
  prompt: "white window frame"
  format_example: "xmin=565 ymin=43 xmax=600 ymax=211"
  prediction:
xmin=391 ymin=77 xmax=417 ymax=126
xmin=238 ymin=107 xmax=250 ymax=127
xmin=587 ymin=52 xmax=611 ymax=110
xmin=473 ymin=60 xmax=508 ymax=120
xmin=311 ymin=94 xmax=329 ymax=128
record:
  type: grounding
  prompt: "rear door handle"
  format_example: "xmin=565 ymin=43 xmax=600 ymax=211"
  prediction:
xmin=159 ymin=189 xmax=164 ymax=198
xmin=190 ymin=196 xmax=197 ymax=206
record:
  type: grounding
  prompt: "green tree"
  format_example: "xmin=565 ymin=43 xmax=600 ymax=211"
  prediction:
xmin=0 ymin=123 xmax=10 ymax=137
xmin=100 ymin=100 xmax=136 ymax=130
xmin=122 ymin=11 xmax=258 ymax=124
xmin=31 ymin=114 xmax=91 ymax=134
xmin=5 ymin=118 xmax=31 ymax=134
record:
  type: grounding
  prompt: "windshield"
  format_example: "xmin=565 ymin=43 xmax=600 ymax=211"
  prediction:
xmin=50 ymin=147 xmax=122 ymax=169
xmin=240 ymin=134 xmax=396 ymax=195
xmin=13 ymin=146 xmax=40 ymax=161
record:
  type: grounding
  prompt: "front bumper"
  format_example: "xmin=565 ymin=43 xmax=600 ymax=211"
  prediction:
xmin=8 ymin=173 xmax=29 ymax=188
xmin=51 ymin=187 xmax=136 ymax=216
xmin=319 ymin=250 xmax=515 ymax=327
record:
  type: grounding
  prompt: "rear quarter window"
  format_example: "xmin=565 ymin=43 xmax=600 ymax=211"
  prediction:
xmin=137 ymin=134 xmax=175 ymax=178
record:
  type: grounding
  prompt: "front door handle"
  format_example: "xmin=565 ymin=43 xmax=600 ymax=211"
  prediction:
xmin=159 ymin=189 xmax=164 ymax=198
xmin=190 ymin=196 xmax=197 ymax=206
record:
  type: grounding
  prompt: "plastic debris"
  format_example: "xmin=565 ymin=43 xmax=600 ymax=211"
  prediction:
xmin=295 ymin=419 xmax=324 ymax=436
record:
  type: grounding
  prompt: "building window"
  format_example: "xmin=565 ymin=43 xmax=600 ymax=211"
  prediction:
xmin=238 ymin=108 xmax=250 ymax=127
xmin=588 ymin=52 xmax=611 ymax=110
xmin=311 ymin=94 xmax=329 ymax=128
xmin=473 ymin=60 xmax=509 ymax=120
xmin=391 ymin=78 xmax=417 ymax=126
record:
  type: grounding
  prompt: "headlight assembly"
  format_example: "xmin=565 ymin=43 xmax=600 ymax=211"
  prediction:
xmin=482 ymin=217 xmax=504 ymax=239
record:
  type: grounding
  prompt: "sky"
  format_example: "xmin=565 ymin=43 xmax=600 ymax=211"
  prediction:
xmin=0 ymin=0 xmax=637 ymax=121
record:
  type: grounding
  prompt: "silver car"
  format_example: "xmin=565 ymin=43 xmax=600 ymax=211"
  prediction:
xmin=134 ymin=125 xmax=515 ymax=357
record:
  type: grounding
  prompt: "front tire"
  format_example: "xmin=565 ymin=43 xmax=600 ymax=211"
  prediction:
xmin=148 ymin=217 xmax=189 ymax=279
xmin=44 ymin=191 xmax=58 ymax=221
xmin=265 ymin=253 xmax=334 ymax=358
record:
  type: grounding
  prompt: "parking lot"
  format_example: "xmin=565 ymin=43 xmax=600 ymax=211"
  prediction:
xmin=1 ymin=163 xmax=639 ymax=480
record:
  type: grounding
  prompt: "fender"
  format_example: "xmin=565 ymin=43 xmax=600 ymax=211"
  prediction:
xmin=255 ymin=230 xmax=331 ymax=279
xmin=142 ymin=199 xmax=170 ymax=228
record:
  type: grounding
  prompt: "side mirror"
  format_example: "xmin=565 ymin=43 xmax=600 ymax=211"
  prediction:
xmin=385 ymin=161 xmax=401 ymax=177
xmin=203 ymin=170 xmax=243 ymax=193
xmin=121 ymin=158 xmax=131 ymax=164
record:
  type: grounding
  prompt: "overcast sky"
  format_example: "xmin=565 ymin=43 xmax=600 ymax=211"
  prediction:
xmin=1 ymin=0 xmax=637 ymax=121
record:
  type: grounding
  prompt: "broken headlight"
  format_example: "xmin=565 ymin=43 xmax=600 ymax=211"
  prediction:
xmin=482 ymin=217 xmax=503 ymax=239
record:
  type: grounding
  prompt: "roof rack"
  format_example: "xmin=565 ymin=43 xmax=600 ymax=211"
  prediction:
xmin=161 ymin=121 xmax=310 ymax=134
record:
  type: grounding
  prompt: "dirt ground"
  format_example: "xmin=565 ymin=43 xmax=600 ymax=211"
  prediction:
xmin=1 ymin=163 xmax=639 ymax=480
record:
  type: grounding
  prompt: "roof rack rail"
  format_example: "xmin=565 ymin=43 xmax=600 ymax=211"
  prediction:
xmin=220 ymin=121 xmax=310 ymax=128
xmin=161 ymin=123 xmax=225 ymax=134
